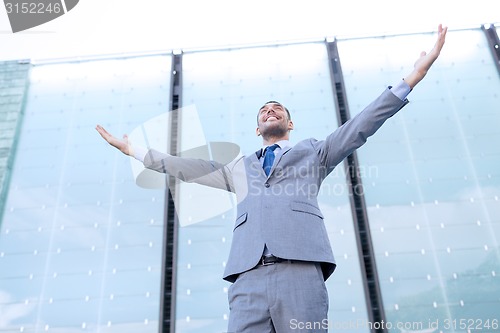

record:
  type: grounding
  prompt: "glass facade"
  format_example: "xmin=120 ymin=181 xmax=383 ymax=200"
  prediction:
xmin=176 ymin=43 xmax=369 ymax=332
xmin=0 ymin=27 xmax=499 ymax=333
xmin=0 ymin=56 xmax=171 ymax=332
xmin=0 ymin=60 xmax=30 ymax=224
xmin=338 ymin=29 xmax=500 ymax=331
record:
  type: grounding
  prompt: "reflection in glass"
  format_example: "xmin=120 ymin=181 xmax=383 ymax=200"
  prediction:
xmin=339 ymin=28 xmax=500 ymax=329
xmin=0 ymin=55 xmax=171 ymax=332
xmin=177 ymin=43 xmax=370 ymax=332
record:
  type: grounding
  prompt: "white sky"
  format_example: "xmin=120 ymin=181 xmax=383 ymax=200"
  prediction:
xmin=0 ymin=0 xmax=499 ymax=61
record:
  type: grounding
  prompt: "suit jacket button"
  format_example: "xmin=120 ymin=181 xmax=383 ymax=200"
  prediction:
xmin=264 ymin=183 xmax=270 ymax=188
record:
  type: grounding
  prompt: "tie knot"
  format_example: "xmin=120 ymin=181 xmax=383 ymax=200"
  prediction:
xmin=265 ymin=144 xmax=279 ymax=154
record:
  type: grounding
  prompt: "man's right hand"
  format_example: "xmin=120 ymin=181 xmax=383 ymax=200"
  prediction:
xmin=96 ymin=124 xmax=132 ymax=156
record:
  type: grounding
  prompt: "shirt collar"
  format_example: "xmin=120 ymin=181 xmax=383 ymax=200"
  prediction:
xmin=262 ymin=139 xmax=291 ymax=151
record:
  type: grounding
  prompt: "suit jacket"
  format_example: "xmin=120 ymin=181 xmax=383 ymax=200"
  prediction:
xmin=143 ymin=88 xmax=408 ymax=283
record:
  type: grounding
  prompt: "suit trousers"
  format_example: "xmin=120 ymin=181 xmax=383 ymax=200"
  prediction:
xmin=227 ymin=260 xmax=329 ymax=333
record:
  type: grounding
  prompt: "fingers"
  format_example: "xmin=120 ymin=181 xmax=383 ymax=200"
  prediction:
xmin=96 ymin=124 xmax=108 ymax=135
xmin=429 ymin=24 xmax=447 ymax=58
xmin=436 ymin=24 xmax=448 ymax=45
xmin=439 ymin=24 xmax=448 ymax=36
xmin=95 ymin=124 xmax=107 ymax=137
xmin=96 ymin=125 xmax=112 ymax=142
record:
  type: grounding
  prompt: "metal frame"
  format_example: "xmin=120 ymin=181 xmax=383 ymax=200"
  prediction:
xmin=326 ymin=39 xmax=387 ymax=333
xmin=482 ymin=24 xmax=500 ymax=76
xmin=159 ymin=53 xmax=182 ymax=333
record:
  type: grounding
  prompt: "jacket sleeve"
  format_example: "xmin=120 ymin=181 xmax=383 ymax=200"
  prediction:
xmin=315 ymin=87 xmax=409 ymax=172
xmin=143 ymin=149 xmax=235 ymax=192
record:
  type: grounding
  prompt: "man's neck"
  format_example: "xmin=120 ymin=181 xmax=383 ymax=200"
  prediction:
xmin=262 ymin=135 xmax=289 ymax=146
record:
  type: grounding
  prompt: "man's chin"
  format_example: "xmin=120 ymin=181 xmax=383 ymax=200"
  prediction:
xmin=260 ymin=127 xmax=288 ymax=139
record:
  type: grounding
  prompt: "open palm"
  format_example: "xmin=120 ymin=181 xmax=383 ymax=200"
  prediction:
xmin=404 ymin=24 xmax=448 ymax=88
xmin=95 ymin=125 xmax=131 ymax=156
xmin=414 ymin=24 xmax=448 ymax=76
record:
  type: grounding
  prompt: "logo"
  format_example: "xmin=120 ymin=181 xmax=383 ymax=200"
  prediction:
xmin=127 ymin=105 xmax=241 ymax=227
xmin=3 ymin=0 xmax=79 ymax=33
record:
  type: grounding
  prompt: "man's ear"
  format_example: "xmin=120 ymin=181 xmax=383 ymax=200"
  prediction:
xmin=256 ymin=127 xmax=261 ymax=136
xmin=288 ymin=120 xmax=294 ymax=131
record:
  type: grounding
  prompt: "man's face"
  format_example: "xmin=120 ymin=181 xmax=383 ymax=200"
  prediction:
xmin=256 ymin=102 xmax=293 ymax=139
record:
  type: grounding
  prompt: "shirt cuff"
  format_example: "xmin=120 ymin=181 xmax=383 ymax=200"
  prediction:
xmin=390 ymin=79 xmax=411 ymax=101
xmin=131 ymin=145 xmax=148 ymax=162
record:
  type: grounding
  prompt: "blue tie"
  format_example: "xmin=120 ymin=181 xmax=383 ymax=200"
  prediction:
xmin=262 ymin=144 xmax=279 ymax=176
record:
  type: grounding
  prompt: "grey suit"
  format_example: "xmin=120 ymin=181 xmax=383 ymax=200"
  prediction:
xmin=143 ymin=88 xmax=408 ymax=331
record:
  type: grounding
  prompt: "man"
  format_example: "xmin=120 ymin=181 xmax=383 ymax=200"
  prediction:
xmin=96 ymin=24 xmax=447 ymax=333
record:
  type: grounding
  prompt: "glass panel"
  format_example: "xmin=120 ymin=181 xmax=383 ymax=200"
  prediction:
xmin=177 ymin=43 xmax=369 ymax=332
xmin=339 ymin=28 xmax=500 ymax=330
xmin=0 ymin=55 xmax=171 ymax=332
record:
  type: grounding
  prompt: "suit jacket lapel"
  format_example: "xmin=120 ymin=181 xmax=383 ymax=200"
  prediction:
xmin=249 ymin=151 xmax=267 ymax=178
xmin=251 ymin=146 xmax=293 ymax=179
xmin=267 ymin=146 xmax=292 ymax=179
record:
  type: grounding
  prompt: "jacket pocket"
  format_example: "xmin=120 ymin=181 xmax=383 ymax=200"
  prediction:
xmin=233 ymin=212 xmax=248 ymax=230
xmin=290 ymin=201 xmax=324 ymax=219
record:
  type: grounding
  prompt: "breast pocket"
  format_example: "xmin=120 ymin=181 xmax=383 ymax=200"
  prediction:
xmin=233 ymin=212 xmax=248 ymax=231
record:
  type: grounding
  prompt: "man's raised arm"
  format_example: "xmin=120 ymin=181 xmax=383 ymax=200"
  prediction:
xmin=317 ymin=24 xmax=448 ymax=170
xmin=95 ymin=124 xmax=237 ymax=191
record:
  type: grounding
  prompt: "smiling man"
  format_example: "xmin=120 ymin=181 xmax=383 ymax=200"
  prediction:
xmin=96 ymin=24 xmax=447 ymax=333
xmin=256 ymin=101 xmax=293 ymax=144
